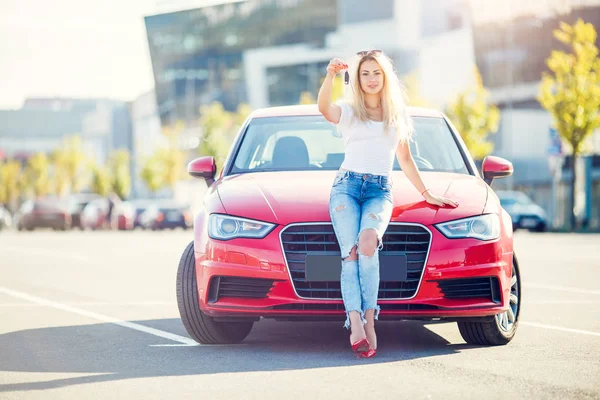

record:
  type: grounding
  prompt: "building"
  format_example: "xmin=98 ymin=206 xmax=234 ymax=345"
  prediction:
xmin=470 ymin=0 xmax=600 ymax=228
xmin=0 ymin=98 xmax=134 ymax=195
xmin=129 ymin=90 xmax=164 ymax=198
xmin=143 ymin=0 xmax=476 ymax=125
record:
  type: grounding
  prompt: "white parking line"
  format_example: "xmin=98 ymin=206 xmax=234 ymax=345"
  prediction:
xmin=526 ymin=300 xmax=600 ymax=305
xmin=0 ymin=287 xmax=197 ymax=346
xmin=0 ymin=301 xmax=176 ymax=307
xmin=521 ymin=322 xmax=600 ymax=337
xmin=524 ymin=283 xmax=600 ymax=295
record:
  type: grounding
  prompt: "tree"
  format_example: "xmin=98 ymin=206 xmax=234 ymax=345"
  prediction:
xmin=51 ymin=135 xmax=87 ymax=195
xmin=90 ymin=164 xmax=111 ymax=197
xmin=445 ymin=67 xmax=500 ymax=160
xmin=136 ymin=119 xmax=189 ymax=195
xmin=140 ymin=153 xmax=163 ymax=196
xmin=23 ymin=153 xmax=51 ymax=198
xmin=108 ymin=150 xmax=131 ymax=200
xmin=158 ymin=146 xmax=185 ymax=190
xmin=197 ymin=101 xmax=252 ymax=172
xmin=299 ymin=91 xmax=316 ymax=104
xmin=160 ymin=122 xmax=187 ymax=190
xmin=0 ymin=159 xmax=22 ymax=212
xmin=51 ymin=158 xmax=70 ymax=197
xmin=234 ymin=103 xmax=253 ymax=130
xmin=313 ymin=74 xmax=345 ymax=104
xmin=537 ymin=19 xmax=600 ymax=230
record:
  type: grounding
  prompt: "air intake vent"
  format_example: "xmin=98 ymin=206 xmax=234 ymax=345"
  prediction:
xmin=207 ymin=276 xmax=276 ymax=303
xmin=435 ymin=277 xmax=501 ymax=303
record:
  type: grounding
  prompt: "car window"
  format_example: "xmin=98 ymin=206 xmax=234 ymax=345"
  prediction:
xmin=19 ymin=201 xmax=34 ymax=214
xmin=500 ymin=198 xmax=516 ymax=207
xmin=230 ymin=115 xmax=469 ymax=174
xmin=498 ymin=192 xmax=533 ymax=206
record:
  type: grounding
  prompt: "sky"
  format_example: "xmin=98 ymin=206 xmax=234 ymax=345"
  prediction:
xmin=0 ymin=0 xmax=158 ymax=109
xmin=2 ymin=0 xmax=598 ymax=110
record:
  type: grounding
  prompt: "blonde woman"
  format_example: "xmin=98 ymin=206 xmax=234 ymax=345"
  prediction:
xmin=317 ymin=49 xmax=458 ymax=358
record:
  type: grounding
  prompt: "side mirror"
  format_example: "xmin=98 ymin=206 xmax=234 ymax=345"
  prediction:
xmin=482 ymin=155 xmax=513 ymax=185
xmin=188 ymin=156 xmax=217 ymax=185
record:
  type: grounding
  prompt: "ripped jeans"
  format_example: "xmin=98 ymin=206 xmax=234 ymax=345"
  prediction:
xmin=329 ymin=169 xmax=394 ymax=330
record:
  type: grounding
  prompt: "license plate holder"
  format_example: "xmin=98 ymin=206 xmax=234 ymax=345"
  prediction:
xmin=304 ymin=252 xmax=408 ymax=282
xmin=167 ymin=211 xmax=180 ymax=221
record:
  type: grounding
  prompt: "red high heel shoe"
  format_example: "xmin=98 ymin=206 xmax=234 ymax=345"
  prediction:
xmin=361 ymin=348 xmax=377 ymax=359
xmin=351 ymin=338 xmax=369 ymax=353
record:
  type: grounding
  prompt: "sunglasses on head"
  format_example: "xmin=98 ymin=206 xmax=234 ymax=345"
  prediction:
xmin=356 ymin=49 xmax=383 ymax=57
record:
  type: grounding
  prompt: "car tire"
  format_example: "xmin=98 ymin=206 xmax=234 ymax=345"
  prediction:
xmin=176 ymin=241 xmax=254 ymax=344
xmin=457 ymin=254 xmax=521 ymax=346
xmin=533 ymin=222 xmax=547 ymax=232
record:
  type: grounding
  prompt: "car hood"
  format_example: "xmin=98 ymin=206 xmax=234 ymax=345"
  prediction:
xmin=216 ymin=171 xmax=488 ymax=226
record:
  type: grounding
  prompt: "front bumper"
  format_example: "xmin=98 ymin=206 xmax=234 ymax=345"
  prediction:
xmin=194 ymin=223 xmax=513 ymax=321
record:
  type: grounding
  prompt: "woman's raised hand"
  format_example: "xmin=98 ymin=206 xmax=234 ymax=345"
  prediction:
xmin=327 ymin=58 xmax=348 ymax=77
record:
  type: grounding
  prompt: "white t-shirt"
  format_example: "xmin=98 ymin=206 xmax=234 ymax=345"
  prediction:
xmin=334 ymin=102 xmax=401 ymax=177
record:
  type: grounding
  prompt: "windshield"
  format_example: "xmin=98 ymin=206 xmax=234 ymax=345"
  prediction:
xmin=230 ymin=115 xmax=469 ymax=174
xmin=498 ymin=192 xmax=534 ymax=206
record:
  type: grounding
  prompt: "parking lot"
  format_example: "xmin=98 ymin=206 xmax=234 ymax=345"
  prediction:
xmin=1 ymin=230 xmax=599 ymax=399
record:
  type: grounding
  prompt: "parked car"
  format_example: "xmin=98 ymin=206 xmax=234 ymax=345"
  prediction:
xmin=139 ymin=200 xmax=192 ymax=230
xmin=175 ymin=105 xmax=522 ymax=347
xmin=69 ymin=193 xmax=102 ymax=230
xmin=116 ymin=201 xmax=135 ymax=230
xmin=496 ymin=190 xmax=548 ymax=232
xmin=15 ymin=197 xmax=72 ymax=231
xmin=130 ymin=199 xmax=154 ymax=229
xmin=131 ymin=198 xmax=159 ymax=229
xmin=80 ymin=198 xmax=135 ymax=230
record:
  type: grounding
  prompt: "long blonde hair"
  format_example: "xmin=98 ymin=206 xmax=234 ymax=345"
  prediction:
xmin=347 ymin=52 xmax=414 ymax=144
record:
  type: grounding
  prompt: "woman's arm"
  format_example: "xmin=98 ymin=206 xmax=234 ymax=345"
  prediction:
xmin=318 ymin=58 xmax=346 ymax=124
xmin=396 ymin=141 xmax=459 ymax=208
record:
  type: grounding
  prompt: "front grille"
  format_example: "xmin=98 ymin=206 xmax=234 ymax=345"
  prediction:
xmin=280 ymin=223 xmax=431 ymax=300
xmin=434 ymin=277 xmax=501 ymax=303
xmin=207 ymin=276 xmax=276 ymax=303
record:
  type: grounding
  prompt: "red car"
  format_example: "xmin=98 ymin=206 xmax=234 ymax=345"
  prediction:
xmin=15 ymin=197 xmax=72 ymax=231
xmin=176 ymin=105 xmax=521 ymax=346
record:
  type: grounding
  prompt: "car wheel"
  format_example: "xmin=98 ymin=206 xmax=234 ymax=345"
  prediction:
xmin=458 ymin=254 xmax=521 ymax=346
xmin=534 ymin=222 xmax=547 ymax=232
xmin=176 ymin=241 xmax=254 ymax=344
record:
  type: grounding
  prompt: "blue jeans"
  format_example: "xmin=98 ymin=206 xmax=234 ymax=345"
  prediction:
xmin=329 ymin=169 xmax=394 ymax=329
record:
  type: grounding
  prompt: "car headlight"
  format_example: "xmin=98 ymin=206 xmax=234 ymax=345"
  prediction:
xmin=208 ymin=214 xmax=276 ymax=240
xmin=435 ymin=214 xmax=500 ymax=241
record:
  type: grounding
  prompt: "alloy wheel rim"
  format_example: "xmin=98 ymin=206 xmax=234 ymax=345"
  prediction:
xmin=496 ymin=265 xmax=519 ymax=332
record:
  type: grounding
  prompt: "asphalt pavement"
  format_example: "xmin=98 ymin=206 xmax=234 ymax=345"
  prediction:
xmin=0 ymin=229 xmax=599 ymax=399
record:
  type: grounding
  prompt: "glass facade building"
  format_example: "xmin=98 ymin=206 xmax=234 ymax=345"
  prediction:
xmin=144 ymin=0 xmax=337 ymax=126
